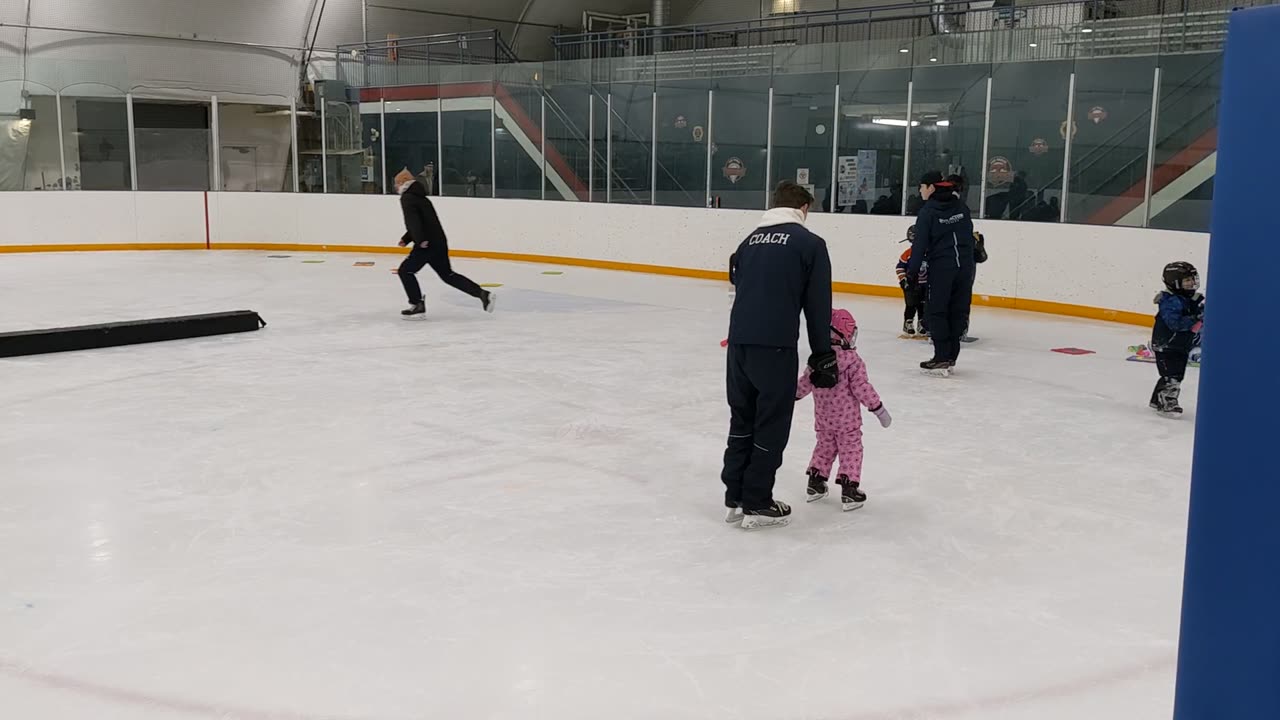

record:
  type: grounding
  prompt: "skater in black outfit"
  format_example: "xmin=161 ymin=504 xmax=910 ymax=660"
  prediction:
xmin=394 ymin=168 xmax=495 ymax=317
xmin=1150 ymin=261 xmax=1205 ymax=416
xmin=906 ymin=171 xmax=975 ymax=375
xmin=895 ymin=226 xmax=929 ymax=336
xmin=722 ymin=181 xmax=836 ymax=530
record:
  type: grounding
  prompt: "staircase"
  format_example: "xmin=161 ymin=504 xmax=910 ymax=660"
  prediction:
xmin=1065 ymin=57 xmax=1220 ymax=225
xmin=361 ymin=81 xmax=701 ymax=204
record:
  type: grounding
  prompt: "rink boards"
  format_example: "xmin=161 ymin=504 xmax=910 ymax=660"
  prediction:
xmin=0 ymin=191 xmax=1208 ymax=326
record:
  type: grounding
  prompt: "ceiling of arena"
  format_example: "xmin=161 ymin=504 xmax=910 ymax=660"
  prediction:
xmin=0 ymin=1 xmax=888 ymax=57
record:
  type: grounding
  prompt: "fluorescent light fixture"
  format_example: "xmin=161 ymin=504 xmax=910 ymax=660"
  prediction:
xmin=1081 ymin=27 xmax=1093 ymax=33
xmin=898 ymin=47 xmax=909 ymax=53
xmin=1029 ymin=42 xmax=1038 ymax=47
xmin=929 ymin=57 xmax=938 ymax=62
xmin=872 ymin=118 xmax=920 ymax=127
xmin=936 ymin=120 xmax=950 ymax=127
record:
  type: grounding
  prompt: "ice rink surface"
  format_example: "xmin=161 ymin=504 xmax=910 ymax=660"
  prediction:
xmin=0 ymin=251 xmax=1194 ymax=720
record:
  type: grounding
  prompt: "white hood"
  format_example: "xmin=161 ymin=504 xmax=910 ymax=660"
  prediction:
xmin=755 ymin=207 xmax=807 ymax=229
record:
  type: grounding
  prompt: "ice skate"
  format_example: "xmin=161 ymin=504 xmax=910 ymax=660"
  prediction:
xmin=401 ymin=300 xmax=426 ymax=317
xmin=806 ymin=468 xmax=828 ymax=502
xmin=740 ymin=500 xmax=791 ymax=530
xmin=837 ymin=477 xmax=866 ymax=512
xmin=482 ymin=290 xmax=497 ymax=314
xmin=919 ymin=325 xmax=931 ymax=338
xmin=1153 ymin=381 xmax=1183 ymax=418
xmin=902 ymin=319 xmax=915 ymax=336
xmin=724 ymin=503 xmax=744 ymax=524
xmin=920 ymin=358 xmax=952 ymax=377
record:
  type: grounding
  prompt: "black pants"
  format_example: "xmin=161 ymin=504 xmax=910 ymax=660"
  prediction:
xmin=927 ymin=264 xmax=975 ymax=362
xmin=398 ymin=249 xmax=485 ymax=304
xmin=902 ymin=285 xmax=928 ymax=327
xmin=1152 ymin=350 xmax=1189 ymax=406
xmin=722 ymin=344 xmax=799 ymax=511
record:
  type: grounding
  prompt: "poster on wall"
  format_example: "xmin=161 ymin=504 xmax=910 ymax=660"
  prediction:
xmin=796 ymin=168 xmax=810 ymax=185
xmin=836 ymin=155 xmax=857 ymax=208
xmin=856 ymin=150 xmax=877 ymax=206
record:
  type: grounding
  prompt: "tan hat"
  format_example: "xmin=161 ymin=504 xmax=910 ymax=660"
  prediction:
xmin=394 ymin=168 xmax=415 ymax=188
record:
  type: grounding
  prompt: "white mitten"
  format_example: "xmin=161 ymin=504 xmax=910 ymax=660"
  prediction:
xmin=872 ymin=404 xmax=892 ymax=428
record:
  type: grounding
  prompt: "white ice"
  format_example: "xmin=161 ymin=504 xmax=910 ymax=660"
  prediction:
xmin=0 ymin=251 xmax=1193 ymax=720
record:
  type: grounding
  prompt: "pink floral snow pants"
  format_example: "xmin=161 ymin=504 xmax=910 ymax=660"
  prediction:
xmin=809 ymin=422 xmax=864 ymax=482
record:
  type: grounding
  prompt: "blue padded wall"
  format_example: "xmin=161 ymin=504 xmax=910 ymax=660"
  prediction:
xmin=1173 ymin=5 xmax=1280 ymax=719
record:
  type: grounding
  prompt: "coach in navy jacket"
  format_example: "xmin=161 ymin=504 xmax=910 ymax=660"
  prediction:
xmin=721 ymin=181 xmax=834 ymax=525
xmin=907 ymin=171 xmax=975 ymax=367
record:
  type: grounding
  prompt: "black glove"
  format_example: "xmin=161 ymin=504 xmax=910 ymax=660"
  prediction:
xmin=899 ymin=277 xmax=912 ymax=291
xmin=808 ymin=351 xmax=839 ymax=389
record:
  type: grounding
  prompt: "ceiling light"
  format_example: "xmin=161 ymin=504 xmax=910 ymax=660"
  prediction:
xmin=1081 ymin=27 xmax=1094 ymax=33
xmin=936 ymin=120 xmax=950 ymax=127
xmin=872 ymin=118 xmax=920 ymax=127
xmin=1029 ymin=42 xmax=1038 ymax=48
xmin=929 ymin=57 xmax=938 ymax=62
xmin=899 ymin=48 xmax=909 ymax=53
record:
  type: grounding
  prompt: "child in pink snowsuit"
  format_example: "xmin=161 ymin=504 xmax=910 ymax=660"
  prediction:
xmin=795 ymin=309 xmax=892 ymax=511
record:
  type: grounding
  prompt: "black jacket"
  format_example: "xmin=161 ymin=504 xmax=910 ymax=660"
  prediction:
xmin=907 ymin=194 xmax=975 ymax=279
xmin=1152 ymin=291 xmax=1205 ymax=353
xmin=400 ymin=181 xmax=448 ymax=253
xmin=727 ymin=217 xmax=832 ymax=354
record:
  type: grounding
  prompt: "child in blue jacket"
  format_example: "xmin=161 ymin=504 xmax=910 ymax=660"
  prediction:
xmin=1150 ymin=261 xmax=1205 ymax=416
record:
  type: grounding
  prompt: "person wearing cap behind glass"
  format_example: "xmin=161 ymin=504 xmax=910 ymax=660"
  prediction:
xmin=393 ymin=167 xmax=495 ymax=317
xmin=905 ymin=171 xmax=975 ymax=376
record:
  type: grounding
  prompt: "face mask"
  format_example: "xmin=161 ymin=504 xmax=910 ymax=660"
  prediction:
xmin=396 ymin=181 xmax=413 ymax=195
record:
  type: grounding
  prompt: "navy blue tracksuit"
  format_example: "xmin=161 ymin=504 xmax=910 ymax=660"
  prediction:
xmin=723 ymin=217 xmax=832 ymax=511
xmin=908 ymin=195 xmax=976 ymax=362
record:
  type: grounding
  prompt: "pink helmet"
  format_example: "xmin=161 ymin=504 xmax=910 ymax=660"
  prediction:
xmin=831 ymin=308 xmax=858 ymax=347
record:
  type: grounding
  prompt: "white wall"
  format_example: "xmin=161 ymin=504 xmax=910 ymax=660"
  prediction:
xmin=212 ymin=194 xmax=1210 ymax=317
xmin=0 ymin=190 xmax=1209 ymax=320
xmin=206 ymin=194 xmax=1211 ymax=318
xmin=15 ymin=0 xmax=317 ymax=102
xmin=217 ymin=104 xmax=293 ymax=192
xmin=0 ymin=191 xmax=205 ymax=246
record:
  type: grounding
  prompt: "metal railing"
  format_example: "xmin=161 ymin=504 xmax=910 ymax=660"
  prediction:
xmin=542 ymin=93 xmax=643 ymax=203
xmin=336 ymin=30 xmax=519 ymax=87
xmin=551 ymin=0 xmax=1271 ymax=64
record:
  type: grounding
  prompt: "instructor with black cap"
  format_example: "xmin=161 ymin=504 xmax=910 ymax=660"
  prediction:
xmin=905 ymin=170 xmax=975 ymax=375
xmin=721 ymin=180 xmax=836 ymax=530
